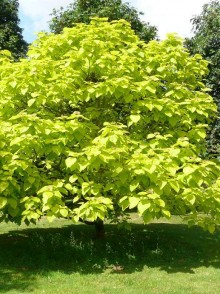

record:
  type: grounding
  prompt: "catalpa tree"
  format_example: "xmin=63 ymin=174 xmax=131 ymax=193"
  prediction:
xmin=0 ymin=19 xmax=220 ymax=235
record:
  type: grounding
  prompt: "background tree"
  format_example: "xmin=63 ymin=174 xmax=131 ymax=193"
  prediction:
xmin=49 ymin=0 xmax=157 ymax=43
xmin=0 ymin=19 xmax=220 ymax=236
xmin=185 ymin=0 xmax=220 ymax=157
xmin=0 ymin=0 xmax=28 ymax=59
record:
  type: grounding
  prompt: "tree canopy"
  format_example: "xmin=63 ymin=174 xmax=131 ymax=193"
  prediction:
xmin=0 ymin=0 xmax=28 ymax=59
xmin=49 ymin=0 xmax=157 ymax=43
xmin=185 ymin=0 xmax=220 ymax=157
xmin=0 ymin=19 xmax=220 ymax=233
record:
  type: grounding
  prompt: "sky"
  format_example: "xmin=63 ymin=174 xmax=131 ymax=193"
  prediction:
xmin=19 ymin=0 xmax=210 ymax=43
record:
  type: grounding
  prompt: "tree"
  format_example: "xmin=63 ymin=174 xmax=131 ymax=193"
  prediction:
xmin=185 ymin=0 xmax=220 ymax=156
xmin=0 ymin=0 xmax=28 ymax=59
xmin=0 ymin=19 xmax=220 ymax=236
xmin=49 ymin=0 xmax=157 ymax=43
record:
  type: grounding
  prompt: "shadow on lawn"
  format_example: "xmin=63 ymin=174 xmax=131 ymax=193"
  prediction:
xmin=0 ymin=222 xmax=219 ymax=292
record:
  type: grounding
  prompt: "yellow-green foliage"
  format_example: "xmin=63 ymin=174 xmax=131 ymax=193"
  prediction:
xmin=0 ymin=18 xmax=219 ymax=232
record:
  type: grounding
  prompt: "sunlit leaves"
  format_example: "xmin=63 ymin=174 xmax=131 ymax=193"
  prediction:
xmin=0 ymin=19 xmax=219 ymax=231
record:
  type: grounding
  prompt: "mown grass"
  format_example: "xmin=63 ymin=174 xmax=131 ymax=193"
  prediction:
xmin=0 ymin=215 xmax=219 ymax=294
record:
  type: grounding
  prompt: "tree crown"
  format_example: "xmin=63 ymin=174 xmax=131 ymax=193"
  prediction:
xmin=0 ymin=19 xmax=220 ymax=232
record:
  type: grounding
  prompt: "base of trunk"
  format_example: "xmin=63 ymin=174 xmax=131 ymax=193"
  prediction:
xmin=95 ymin=219 xmax=105 ymax=239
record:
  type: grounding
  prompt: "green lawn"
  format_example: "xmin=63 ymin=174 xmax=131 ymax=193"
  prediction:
xmin=0 ymin=215 xmax=219 ymax=294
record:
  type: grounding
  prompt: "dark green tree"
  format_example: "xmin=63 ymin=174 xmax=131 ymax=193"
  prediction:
xmin=49 ymin=0 xmax=157 ymax=43
xmin=0 ymin=0 xmax=28 ymax=59
xmin=185 ymin=0 xmax=220 ymax=157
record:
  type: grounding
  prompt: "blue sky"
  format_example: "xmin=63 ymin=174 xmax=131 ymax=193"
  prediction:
xmin=19 ymin=0 xmax=209 ymax=43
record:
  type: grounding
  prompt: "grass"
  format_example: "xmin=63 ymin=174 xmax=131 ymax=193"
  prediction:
xmin=0 ymin=215 xmax=219 ymax=294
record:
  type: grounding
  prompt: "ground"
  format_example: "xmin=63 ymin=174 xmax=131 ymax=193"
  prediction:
xmin=0 ymin=215 xmax=219 ymax=294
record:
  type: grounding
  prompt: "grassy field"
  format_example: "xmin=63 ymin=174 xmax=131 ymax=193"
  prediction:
xmin=0 ymin=215 xmax=219 ymax=294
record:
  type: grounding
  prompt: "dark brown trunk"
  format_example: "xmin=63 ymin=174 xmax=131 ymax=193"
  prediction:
xmin=95 ymin=219 xmax=105 ymax=239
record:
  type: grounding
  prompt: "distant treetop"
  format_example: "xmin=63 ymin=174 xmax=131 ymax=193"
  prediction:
xmin=49 ymin=0 xmax=157 ymax=43
xmin=185 ymin=0 xmax=220 ymax=157
xmin=0 ymin=0 xmax=28 ymax=59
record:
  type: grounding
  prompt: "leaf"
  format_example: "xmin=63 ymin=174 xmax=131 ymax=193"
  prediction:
xmin=109 ymin=135 xmax=118 ymax=144
xmin=129 ymin=181 xmax=139 ymax=192
xmin=119 ymin=196 xmax=129 ymax=211
xmin=134 ymin=169 xmax=145 ymax=175
xmin=65 ymin=183 xmax=73 ymax=191
xmin=104 ymin=183 xmax=114 ymax=192
xmin=42 ymin=204 xmax=50 ymax=212
xmin=0 ymin=182 xmax=9 ymax=193
xmin=146 ymin=85 xmax=156 ymax=94
xmin=169 ymin=148 xmax=180 ymax=157
xmin=154 ymin=199 xmax=165 ymax=207
xmin=183 ymin=166 xmax=194 ymax=175
xmin=166 ymin=165 xmax=177 ymax=176
xmin=82 ymin=182 xmax=90 ymax=196
xmin=154 ymin=103 xmax=163 ymax=111
xmin=31 ymin=92 xmax=39 ymax=98
xmin=157 ymin=66 xmax=165 ymax=72
xmin=91 ymin=187 xmax=100 ymax=196
xmin=65 ymin=157 xmax=77 ymax=168
xmin=208 ymin=224 xmax=215 ymax=234
xmin=0 ymin=197 xmax=7 ymax=209
xmin=78 ymin=161 xmax=89 ymax=171
xmin=159 ymin=181 xmax=167 ymax=190
xmin=169 ymin=181 xmax=180 ymax=193
xmin=60 ymin=208 xmax=68 ymax=217
xmin=138 ymin=201 xmax=151 ymax=215
xmin=162 ymin=209 xmax=171 ymax=218
xmin=28 ymin=99 xmax=36 ymax=107
xmin=197 ymin=130 xmax=206 ymax=139
xmin=130 ymin=114 xmax=141 ymax=123
xmin=9 ymin=81 xmax=17 ymax=88
xmin=20 ymin=126 xmax=29 ymax=133
xmin=69 ymin=175 xmax=78 ymax=184
xmin=146 ymin=164 xmax=156 ymax=174
xmin=186 ymin=194 xmax=196 ymax=205
xmin=145 ymin=103 xmax=153 ymax=111
xmin=21 ymin=88 xmax=28 ymax=95
xmin=99 ymin=198 xmax=111 ymax=207
xmin=72 ymin=215 xmax=79 ymax=223
xmin=142 ymin=212 xmax=152 ymax=223
xmin=10 ymin=137 xmax=23 ymax=146
xmin=28 ymin=177 xmax=35 ymax=184
xmin=147 ymin=193 xmax=159 ymax=200
xmin=42 ymin=191 xmax=53 ymax=199
xmin=8 ymin=206 xmax=19 ymax=217
xmin=129 ymin=197 xmax=140 ymax=209
xmin=73 ymin=196 xmax=80 ymax=203
xmin=170 ymin=57 xmax=177 ymax=64
xmin=138 ymin=52 xmax=145 ymax=58
xmin=169 ymin=116 xmax=178 ymax=126
xmin=147 ymin=134 xmax=155 ymax=139
xmin=8 ymin=198 xmax=17 ymax=209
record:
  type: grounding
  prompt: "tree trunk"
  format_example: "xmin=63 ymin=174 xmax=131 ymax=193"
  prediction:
xmin=80 ymin=218 xmax=105 ymax=238
xmin=95 ymin=219 xmax=105 ymax=239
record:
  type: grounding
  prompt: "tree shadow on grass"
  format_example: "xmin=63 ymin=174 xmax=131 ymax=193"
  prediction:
xmin=0 ymin=222 xmax=219 ymax=292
